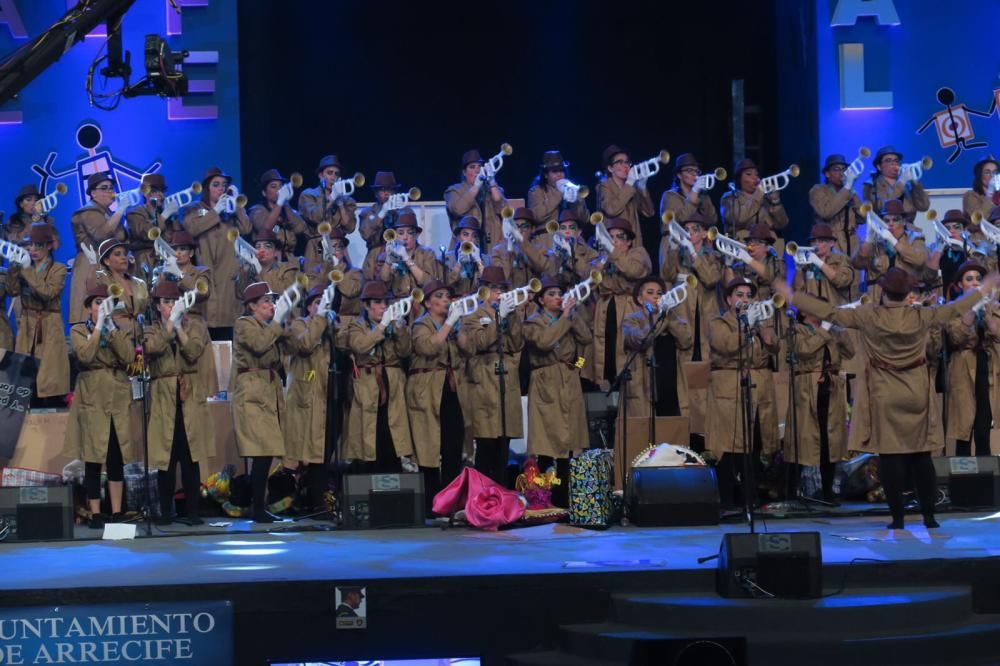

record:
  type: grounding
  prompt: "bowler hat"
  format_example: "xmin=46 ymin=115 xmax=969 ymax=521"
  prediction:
xmin=877 ymin=267 xmax=915 ymax=297
xmin=479 ymin=265 xmax=510 ymax=288
xmin=540 ymin=150 xmax=569 ymax=170
xmin=316 ymin=155 xmax=343 ymax=174
xmin=242 ymin=281 xmax=275 ymax=303
xmin=723 ymin=276 xmax=757 ymax=299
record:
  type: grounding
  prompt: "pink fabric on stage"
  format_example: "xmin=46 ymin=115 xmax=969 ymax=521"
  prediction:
xmin=432 ymin=467 xmax=526 ymax=531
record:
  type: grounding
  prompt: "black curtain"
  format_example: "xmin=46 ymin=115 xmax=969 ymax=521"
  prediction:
xmin=237 ymin=0 xmax=781 ymax=266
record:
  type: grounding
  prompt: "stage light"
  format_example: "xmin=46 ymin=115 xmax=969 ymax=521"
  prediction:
xmin=208 ymin=548 xmax=287 ymax=557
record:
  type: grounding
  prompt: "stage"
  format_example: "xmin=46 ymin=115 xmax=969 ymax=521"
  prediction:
xmin=3 ymin=510 xmax=1000 ymax=665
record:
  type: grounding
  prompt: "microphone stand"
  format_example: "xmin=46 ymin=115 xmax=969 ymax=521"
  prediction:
xmin=134 ymin=311 xmax=153 ymax=537
xmin=609 ymin=306 xmax=668 ymax=504
xmin=736 ymin=310 xmax=757 ymax=533
xmin=493 ymin=304 xmax=509 ymax=442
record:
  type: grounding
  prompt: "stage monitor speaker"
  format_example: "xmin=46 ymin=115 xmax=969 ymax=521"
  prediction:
xmin=716 ymin=532 xmax=822 ymax=599
xmin=0 ymin=486 xmax=74 ymax=541
xmin=341 ymin=473 xmax=425 ymax=529
xmin=627 ymin=466 xmax=719 ymax=526
xmin=613 ymin=415 xmax=689 ymax=490
xmin=631 ymin=636 xmax=747 ymax=666
xmin=932 ymin=456 xmax=1000 ymax=508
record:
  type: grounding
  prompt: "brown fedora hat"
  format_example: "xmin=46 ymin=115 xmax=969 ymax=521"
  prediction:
xmin=633 ymin=275 xmax=666 ymax=306
xmin=540 ymin=150 xmax=569 ymax=170
xmin=461 ymin=149 xmax=486 ymax=168
xmin=877 ymin=267 xmax=915 ymax=297
xmin=242 ymin=281 xmax=275 ymax=303
xmin=602 ymin=144 xmax=628 ymax=167
xmin=371 ymin=171 xmax=401 ymax=190
xmin=479 ymin=265 xmax=510 ymax=288
xmin=316 ymin=155 xmax=343 ymax=174
xmin=151 ymin=279 xmax=181 ymax=301
xmin=723 ymin=276 xmax=757 ymax=299
xmin=360 ymin=280 xmax=393 ymax=301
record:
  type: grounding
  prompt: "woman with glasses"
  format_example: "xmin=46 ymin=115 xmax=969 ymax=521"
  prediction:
xmin=232 ymin=281 xmax=291 ymax=523
xmin=69 ymin=172 xmax=127 ymax=323
xmin=962 ymin=156 xmax=999 ymax=224
xmin=489 ymin=207 xmax=548 ymax=290
xmin=446 ymin=217 xmax=487 ymax=297
xmin=596 ymin=145 xmax=654 ymax=247
xmin=659 ymin=154 xmax=719 ymax=229
xmin=527 ymin=150 xmax=590 ymax=229
xmin=851 ymin=200 xmax=929 ymax=303
xmin=6 ymin=224 xmax=70 ymax=407
xmin=65 ymin=283 xmax=136 ymax=529
xmin=862 ymin=146 xmax=930 ymax=225
xmin=589 ymin=217 xmax=652 ymax=387
xmin=181 ymin=167 xmax=252 ymax=339
xmin=144 ymin=279 xmax=211 ymax=525
xmin=724 ymin=224 xmax=786 ymax=303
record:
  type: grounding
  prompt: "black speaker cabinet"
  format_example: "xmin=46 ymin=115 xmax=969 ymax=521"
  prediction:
xmin=627 ymin=466 xmax=720 ymax=526
xmin=933 ymin=456 xmax=1000 ymax=508
xmin=717 ymin=532 xmax=822 ymax=599
xmin=0 ymin=486 xmax=74 ymax=541
xmin=631 ymin=636 xmax=747 ymax=666
xmin=341 ymin=473 xmax=425 ymax=529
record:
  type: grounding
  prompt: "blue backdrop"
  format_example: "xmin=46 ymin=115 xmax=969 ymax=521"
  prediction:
xmin=816 ymin=0 xmax=1000 ymax=189
xmin=0 ymin=0 xmax=241 ymax=272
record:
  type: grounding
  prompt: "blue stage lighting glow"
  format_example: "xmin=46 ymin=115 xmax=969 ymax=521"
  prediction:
xmin=208 ymin=548 xmax=287 ymax=557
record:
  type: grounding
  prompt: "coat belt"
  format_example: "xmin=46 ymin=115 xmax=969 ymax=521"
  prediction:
xmin=868 ymin=357 xmax=927 ymax=372
xmin=237 ymin=367 xmax=281 ymax=382
xmin=153 ymin=370 xmax=197 ymax=402
xmin=410 ymin=365 xmax=457 ymax=392
xmin=353 ymin=363 xmax=401 ymax=405
xmin=532 ymin=361 xmax=577 ymax=372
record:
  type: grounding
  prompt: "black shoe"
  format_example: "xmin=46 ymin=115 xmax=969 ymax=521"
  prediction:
xmin=88 ymin=513 xmax=109 ymax=529
xmin=252 ymin=511 xmax=279 ymax=524
xmin=886 ymin=518 xmax=905 ymax=530
xmin=155 ymin=515 xmax=174 ymax=527
xmin=923 ymin=515 xmax=940 ymax=529
xmin=182 ymin=516 xmax=205 ymax=526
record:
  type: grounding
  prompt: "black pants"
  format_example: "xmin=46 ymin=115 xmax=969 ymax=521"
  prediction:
xmin=422 ymin=382 xmax=464 ymax=513
xmin=536 ymin=456 xmax=571 ymax=508
xmin=956 ymin=349 xmax=993 ymax=457
xmin=304 ymin=463 xmax=328 ymax=511
xmin=250 ymin=455 xmax=272 ymax=516
xmin=208 ymin=326 xmax=233 ymax=342
xmin=783 ymin=384 xmax=836 ymax=501
xmin=878 ymin=452 xmax=938 ymax=521
xmin=603 ymin=298 xmax=618 ymax=385
xmin=475 ymin=437 xmax=510 ymax=486
xmin=84 ymin=423 xmax=125 ymax=501
xmin=716 ymin=413 xmax=762 ymax=509
xmin=158 ymin=402 xmax=201 ymax=519
xmin=349 ymin=400 xmax=403 ymax=475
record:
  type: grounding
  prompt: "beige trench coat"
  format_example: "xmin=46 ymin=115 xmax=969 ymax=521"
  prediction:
xmin=596 ymin=178 xmax=654 ymax=247
xmin=659 ymin=188 xmax=719 ymax=228
xmin=177 ymin=264 xmax=218 ymax=397
xmin=283 ymin=315 xmax=334 ymax=463
xmin=794 ymin=291 xmax=980 ymax=454
xmin=791 ymin=252 xmax=855 ymax=307
xmin=406 ymin=314 xmax=465 ymax=468
xmin=862 ymin=177 xmax=930 ymax=225
xmin=144 ymin=318 xmax=212 ymax=470
xmin=457 ymin=303 xmax=524 ymax=438
xmin=298 ymin=187 xmax=358 ymax=272
xmin=622 ymin=305 xmax=693 ymax=417
xmin=7 ymin=260 xmax=70 ymax=397
xmin=851 ymin=230 xmax=928 ymax=302
xmin=589 ymin=246 xmax=652 ymax=383
xmin=783 ymin=323 xmax=854 ymax=465
xmin=444 ymin=181 xmax=508 ymax=254
xmin=69 ymin=203 xmax=127 ymax=323
xmin=524 ymin=309 xmax=592 ymax=458
xmin=720 ymin=190 xmax=789 ymax=241
xmin=181 ymin=201 xmax=251 ymax=328
xmin=344 ymin=314 xmax=413 ymax=461
xmin=945 ymin=306 xmax=1000 ymax=442
xmin=64 ymin=322 xmax=136 ymax=462
xmin=706 ymin=311 xmax=781 ymax=458
xmin=231 ymin=316 xmax=289 ymax=457
xmin=809 ymin=183 xmax=865 ymax=255
xmin=526 ymin=184 xmax=590 ymax=229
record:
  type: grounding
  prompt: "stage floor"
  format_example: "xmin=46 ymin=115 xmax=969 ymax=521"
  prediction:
xmin=3 ymin=509 xmax=1000 ymax=592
